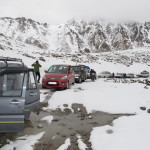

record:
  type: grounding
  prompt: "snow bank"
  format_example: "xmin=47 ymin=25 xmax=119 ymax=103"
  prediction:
xmin=90 ymin=114 xmax=150 ymax=150
xmin=1 ymin=132 xmax=45 ymax=150
xmin=47 ymin=79 xmax=150 ymax=114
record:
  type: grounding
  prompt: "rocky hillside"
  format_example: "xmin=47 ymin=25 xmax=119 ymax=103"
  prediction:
xmin=0 ymin=17 xmax=49 ymax=49
xmin=0 ymin=17 xmax=150 ymax=53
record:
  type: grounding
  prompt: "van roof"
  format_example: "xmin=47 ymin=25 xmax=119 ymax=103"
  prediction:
xmin=0 ymin=57 xmax=29 ymax=73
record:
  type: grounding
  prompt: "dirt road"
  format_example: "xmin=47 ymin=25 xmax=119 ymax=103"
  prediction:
xmin=0 ymin=89 xmax=132 ymax=150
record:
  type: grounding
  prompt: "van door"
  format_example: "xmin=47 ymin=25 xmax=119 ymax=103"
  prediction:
xmin=0 ymin=72 xmax=25 ymax=132
xmin=24 ymin=69 xmax=40 ymax=118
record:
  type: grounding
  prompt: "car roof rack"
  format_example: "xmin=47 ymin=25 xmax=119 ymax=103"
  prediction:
xmin=0 ymin=56 xmax=24 ymax=67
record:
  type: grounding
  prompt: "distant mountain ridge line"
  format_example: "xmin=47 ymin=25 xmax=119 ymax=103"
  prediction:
xmin=0 ymin=17 xmax=150 ymax=53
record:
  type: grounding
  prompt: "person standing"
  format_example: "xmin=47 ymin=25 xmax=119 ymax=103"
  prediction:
xmin=32 ymin=60 xmax=41 ymax=83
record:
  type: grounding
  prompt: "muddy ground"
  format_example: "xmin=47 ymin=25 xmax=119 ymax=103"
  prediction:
xmin=0 ymin=89 xmax=133 ymax=150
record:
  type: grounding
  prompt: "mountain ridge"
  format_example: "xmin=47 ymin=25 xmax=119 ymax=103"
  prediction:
xmin=0 ymin=17 xmax=150 ymax=53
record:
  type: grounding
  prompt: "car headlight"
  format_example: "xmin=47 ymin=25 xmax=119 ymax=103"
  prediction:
xmin=61 ymin=76 xmax=67 ymax=80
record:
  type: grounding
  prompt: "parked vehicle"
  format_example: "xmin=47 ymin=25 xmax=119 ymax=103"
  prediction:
xmin=71 ymin=65 xmax=88 ymax=83
xmin=42 ymin=64 xmax=75 ymax=89
xmin=91 ymin=73 xmax=96 ymax=81
xmin=115 ymin=73 xmax=126 ymax=78
xmin=98 ymin=71 xmax=112 ymax=78
xmin=126 ymin=73 xmax=134 ymax=78
xmin=87 ymin=69 xmax=91 ymax=79
xmin=136 ymin=70 xmax=149 ymax=78
xmin=0 ymin=57 xmax=40 ymax=132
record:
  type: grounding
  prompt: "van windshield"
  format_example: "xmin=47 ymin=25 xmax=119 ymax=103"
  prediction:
xmin=48 ymin=66 xmax=68 ymax=74
xmin=0 ymin=73 xmax=24 ymax=97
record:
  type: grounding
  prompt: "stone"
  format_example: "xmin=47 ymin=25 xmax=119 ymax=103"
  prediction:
xmin=147 ymin=109 xmax=150 ymax=113
xmin=63 ymin=104 xmax=68 ymax=107
xmin=140 ymin=107 xmax=146 ymax=111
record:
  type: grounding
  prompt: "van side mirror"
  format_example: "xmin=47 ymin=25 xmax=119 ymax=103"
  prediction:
xmin=44 ymin=70 xmax=48 ymax=73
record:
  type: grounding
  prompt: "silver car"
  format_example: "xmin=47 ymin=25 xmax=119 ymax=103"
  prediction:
xmin=0 ymin=57 xmax=40 ymax=132
xmin=126 ymin=73 xmax=134 ymax=78
xmin=115 ymin=73 xmax=126 ymax=78
xmin=98 ymin=71 xmax=112 ymax=78
xmin=137 ymin=71 xmax=149 ymax=78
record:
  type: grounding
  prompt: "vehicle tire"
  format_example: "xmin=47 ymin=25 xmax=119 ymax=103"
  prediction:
xmin=82 ymin=77 xmax=86 ymax=82
xmin=91 ymin=78 xmax=95 ymax=82
xmin=72 ymin=80 xmax=75 ymax=85
xmin=72 ymin=78 xmax=75 ymax=85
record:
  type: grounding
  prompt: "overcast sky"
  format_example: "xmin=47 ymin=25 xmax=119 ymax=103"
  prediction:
xmin=0 ymin=0 xmax=150 ymax=24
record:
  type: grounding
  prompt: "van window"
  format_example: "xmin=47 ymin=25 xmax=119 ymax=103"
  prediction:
xmin=0 ymin=73 xmax=24 ymax=97
xmin=28 ymin=71 xmax=37 ymax=89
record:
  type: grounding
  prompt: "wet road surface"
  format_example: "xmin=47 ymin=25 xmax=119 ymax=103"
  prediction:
xmin=0 ymin=88 xmax=133 ymax=150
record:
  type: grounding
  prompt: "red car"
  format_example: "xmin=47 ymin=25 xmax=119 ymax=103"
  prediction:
xmin=42 ymin=64 xmax=75 ymax=89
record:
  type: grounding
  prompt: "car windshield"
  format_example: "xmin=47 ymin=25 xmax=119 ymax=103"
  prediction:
xmin=71 ymin=66 xmax=80 ymax=73
xmin=0 ymin=73 xmax=24 ymax=97
xmin=48 ymin=66 xmax=68 ymax=74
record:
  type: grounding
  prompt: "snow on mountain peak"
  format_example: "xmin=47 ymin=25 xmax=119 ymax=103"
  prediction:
xmin=0 ymin=17 xmax=150 ymax=53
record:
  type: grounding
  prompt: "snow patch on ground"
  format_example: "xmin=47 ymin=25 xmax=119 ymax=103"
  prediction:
xmin=1 ymin=132 xmax=45 ymax=150
xmin=77 ymin=135 xmax=88 ymax=150
xmin=40 ymin=116 xmax=53 ymax=124
xmin=90 ymin=114 xmax=150 ymax=150
xmin=56 ymin=138 xmax=71 ymax=150
xmin=46 ymin=79 xmax=150 ymax=114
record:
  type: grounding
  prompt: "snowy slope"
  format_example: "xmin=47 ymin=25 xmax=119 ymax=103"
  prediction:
xmin=1 ymin=17 xmax=150 ymax=53
xmin=0 ymin=17 xmax=49 ymax=49
xmin=1 ymin=48 xmax=150 ymax=150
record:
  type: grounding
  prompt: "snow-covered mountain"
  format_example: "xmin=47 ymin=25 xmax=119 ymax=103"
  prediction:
xmin=1 ymin=17 xmax=150 ymax=53
xmin=0 ymin=17 xmax=49 ymax=49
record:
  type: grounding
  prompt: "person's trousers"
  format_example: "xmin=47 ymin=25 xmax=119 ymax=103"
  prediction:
xmin=36 ymin=71 xmax=41 ymax=83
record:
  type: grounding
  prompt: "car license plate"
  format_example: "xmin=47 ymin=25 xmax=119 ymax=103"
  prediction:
xmin=48 ymin=82 xmax=57 ymax=85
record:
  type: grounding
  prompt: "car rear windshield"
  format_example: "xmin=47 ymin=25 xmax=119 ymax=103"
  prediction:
xmin=71 ymin=66 xmax=80 ymax=73
xmin=0 ymin=73 xmax=24 ymax=97
xmin=48 ymin=66 xmax=68 ymax=74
